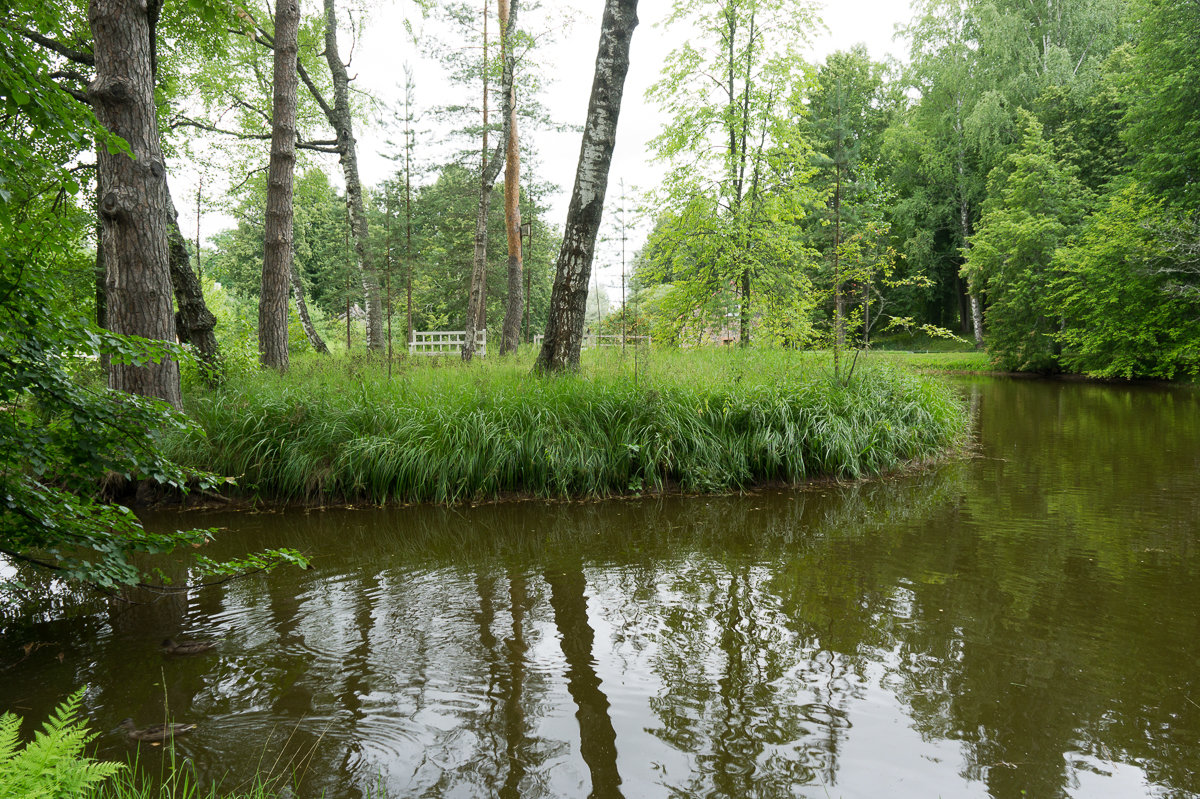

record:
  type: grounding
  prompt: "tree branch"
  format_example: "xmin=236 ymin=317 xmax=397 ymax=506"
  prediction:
xmin=297 ymin=60 xmax=338 ymax=127
xmin=12 ymin=26 xmax=95 ymax=65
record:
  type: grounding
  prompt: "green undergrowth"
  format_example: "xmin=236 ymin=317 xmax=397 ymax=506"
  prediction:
xmin=866 ymin=349 xmax=994 ymax=372
xmin=166 ymin=348 xmax=968 ymax=504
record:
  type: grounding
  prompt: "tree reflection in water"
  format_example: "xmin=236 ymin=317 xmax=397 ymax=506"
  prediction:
xmin=2 ymin=380 xmax=1199 ymax=798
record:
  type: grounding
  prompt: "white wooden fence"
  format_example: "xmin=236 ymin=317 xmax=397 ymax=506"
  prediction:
xmin=533 ymin=333 xmax=652 ymax=349
xmin=409 ymin=329 xmax=487 ymax=356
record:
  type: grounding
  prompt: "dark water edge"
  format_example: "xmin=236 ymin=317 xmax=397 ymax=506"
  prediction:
xmin=2 ymin=377 xmax=1199 ymax=799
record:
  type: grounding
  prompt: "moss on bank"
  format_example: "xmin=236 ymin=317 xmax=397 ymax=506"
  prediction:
xmin=167 ymin=348 xmax=968 ymax=504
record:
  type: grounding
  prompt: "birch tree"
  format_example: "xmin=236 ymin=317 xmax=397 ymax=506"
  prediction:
xmin=645 ymin=0 xmax=818 ymax=346
xmin=534 ymin=0 xmax=639 ymax=374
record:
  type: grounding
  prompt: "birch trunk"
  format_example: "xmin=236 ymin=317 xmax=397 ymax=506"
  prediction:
xmin=259 ymin=0 xmax=301 ymax=371
xmin=534 ymin=0 xmax=639 ymax=374
xmin=292 ymin=267 xmax=329 ymax=354
xmin=323 ymin=0 xmax=383 ymax=351
xmin=499 ymin=0 xmax=523 ymax=355
xmin=959 ymin=196 xmax=985 ymax=350
xmin=88 ymin=0 xmax=181 ymax=408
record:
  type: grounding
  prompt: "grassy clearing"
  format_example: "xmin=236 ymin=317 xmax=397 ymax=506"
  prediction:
xmin=166 ymin=347 xmax=968 ymax=504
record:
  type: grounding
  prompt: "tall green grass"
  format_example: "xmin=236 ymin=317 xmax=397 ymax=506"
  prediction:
xmin=166 ymin=348 xmax=967 ymax=504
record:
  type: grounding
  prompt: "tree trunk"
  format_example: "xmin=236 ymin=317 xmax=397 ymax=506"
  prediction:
xmin=259 ymin=0 xmax=301 ymax=372
xmin=322 ymin=0 xmax=383 ymax=351
xmin=94 ymin=182 xmax=107 ymax=331
xmin=463 ymin=3 xmax=514 ymax=361
xmin=959 ymin=196 xmax=985 ymax=350
xmin=292 ymin=267 xmax=329 ymax=354
xmin=534 ymin=0 xmax=639 ymax=374
xmin=463 ymin=182 xmax=496 ymax=361
xmin=88 ymin=0 xmax=181 ymax=409
xmin=167 ymin=196 xmax=220 ymax=382
xmin=499 ymin=0 xmax=523 ymax=355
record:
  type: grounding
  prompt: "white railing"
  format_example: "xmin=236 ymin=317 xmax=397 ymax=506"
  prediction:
xmin=533 ymin=333 xmax=652 ymax=349
xmin=409 ymin=329 xmax=487 ymax=356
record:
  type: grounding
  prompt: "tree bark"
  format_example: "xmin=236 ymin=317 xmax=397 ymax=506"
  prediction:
xmin=499 ymin=0 xmax=523 ymax=355
xmin=259 ymin=0 xmax=301 ymax=371
xmin=322 ymin=0 xmax=383 ymax=351
xmin=534 ymin=0 xmax=639 ymax=374
xmin=167 ymin=195 xmax=220 ymax=382
xmin=292 ymin=267 xmax=329 ymax=354
xmin=88 ymin=0 xmax=181 ymax=409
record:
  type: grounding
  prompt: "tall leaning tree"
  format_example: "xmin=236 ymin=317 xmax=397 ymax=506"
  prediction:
xmin=259 ymin=0 xmax=301 ymax=371
xmin=88 ymin=0 xmax=181 ymax=407
xmin=534 ymin=0 xmax=639 ymax=374
xmin=298 ymin=0 xmax=384 ymax=351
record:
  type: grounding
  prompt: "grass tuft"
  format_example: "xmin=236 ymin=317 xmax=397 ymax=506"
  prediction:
xmin=166 ymin=348 xmax=968 ymax=504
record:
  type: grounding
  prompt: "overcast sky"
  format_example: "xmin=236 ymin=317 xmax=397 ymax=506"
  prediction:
xmin=176 ymin=0 xmax=915 ymax=307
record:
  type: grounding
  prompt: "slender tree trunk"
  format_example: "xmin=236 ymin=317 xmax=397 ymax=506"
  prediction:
xmin=404 ymin=77 xmax=415 ymax=348
xmin=463 ymin=3 xmax=514 ymax=361
xmin=322 ymin=0 xmax=383 ymax=351
xmin=499 ymin=0 xmax=523 ymax=355
xmin=534 ymin=0 xmax=639 ymax=374
xmin=834 ymin=166 xmax=845 ymax=347
xmin=954 ymin=97 xmax=984 ymax=351
xmin=95 ymin=181 xmax=109 ymax=373
xmin=959 ymin=196 xmax=984 ymax=349
xmin=463 ymin=185 xmax=495 ymax=361
xmin=259 ymin=0 xmax=301 ymax=371
xmin=94 ymin=182 xmax=107 ymax=331
xmin=292 ymin=267 xmax=329 ymax=354
xmin=88 ymin=0 xmax=181 ymax=409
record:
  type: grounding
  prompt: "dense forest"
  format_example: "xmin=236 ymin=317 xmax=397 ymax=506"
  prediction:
xmin=629 ymin=0 xmax=1198 ymax=378
xmin=3 ymin=0 xmax=1198 ymax=383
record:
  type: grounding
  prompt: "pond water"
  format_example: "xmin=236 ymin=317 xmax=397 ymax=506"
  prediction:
xmin=3 ymin=377 xmax=1200 ymax=799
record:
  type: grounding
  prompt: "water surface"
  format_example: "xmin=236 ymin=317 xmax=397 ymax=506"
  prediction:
xmin=3 ymin=377 xmax=1199 ymax=798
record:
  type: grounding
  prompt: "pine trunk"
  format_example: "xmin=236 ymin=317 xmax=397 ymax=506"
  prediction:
xmin=88 ymin=0 xmax=181 ymax=409
xmin=260 ymin=0 xmax=301 ymax=371
xmin=534 ymin=0 xmax=639 ymax=374
xmin=323 ymin=0 xmax=383 ymax=351
xmin=499 ymin=0 xmax=523 ymax=355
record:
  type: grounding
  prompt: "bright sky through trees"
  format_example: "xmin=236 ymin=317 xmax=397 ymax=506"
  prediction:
xmin=169 ymin=0 xmax=913 ymax=306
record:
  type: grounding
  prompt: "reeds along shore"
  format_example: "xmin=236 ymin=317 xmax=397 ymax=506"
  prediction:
xmin=166 ymin=349 xmax=968 ymax=505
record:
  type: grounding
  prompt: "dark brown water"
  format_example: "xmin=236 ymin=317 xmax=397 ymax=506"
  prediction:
xmin=3 ymin=377 xmax=1199 ymax=799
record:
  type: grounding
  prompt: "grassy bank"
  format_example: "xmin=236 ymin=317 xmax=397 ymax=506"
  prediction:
xmin=867 ymin=349 xmax=994 ymax=372
xmin=167 ymin=348 xmax=968 ymax=504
